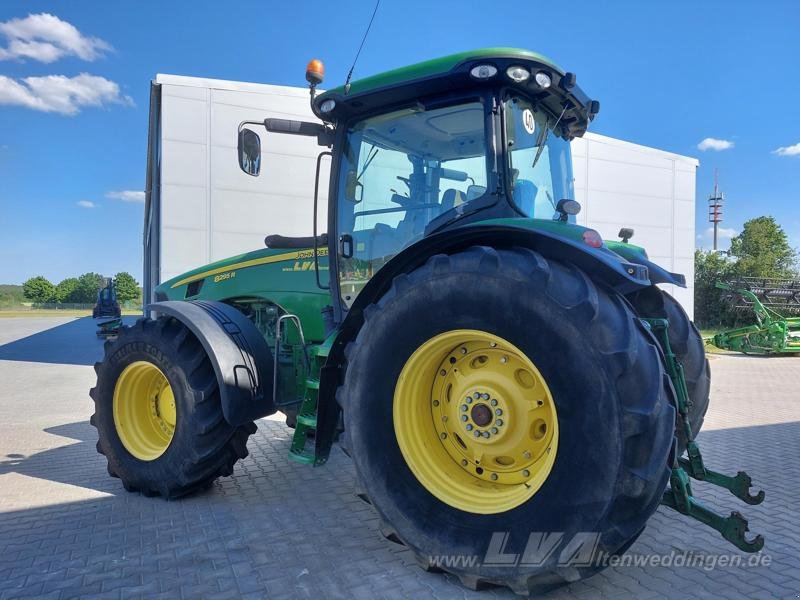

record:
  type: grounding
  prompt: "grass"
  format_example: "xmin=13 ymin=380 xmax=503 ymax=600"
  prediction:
xmin=0 ymin=309 xmax=142 ymax=318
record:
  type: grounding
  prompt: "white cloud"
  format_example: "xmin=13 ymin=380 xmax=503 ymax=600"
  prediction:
xmin=772 ymin=142 xmax=800 ymax=157
xmin=697 ymin=137 xmax=734 ymax=152
xmin=106 ymin=190 xmax=145 ymax=203
xmin=0 ymin=13 xmax=111 ymax=63
xmin=77 ymin=200 xmax=97 ymax=208
xmin=0 ymin=73 xmax=133 ymax=115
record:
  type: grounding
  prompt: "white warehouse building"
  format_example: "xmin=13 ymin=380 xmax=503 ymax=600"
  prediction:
xmin=144 ymin=75 xmax=698 ymax=315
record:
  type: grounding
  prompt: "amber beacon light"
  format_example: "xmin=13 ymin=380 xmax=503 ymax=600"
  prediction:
xmin=306 ymin=59 xmax=325 ymax=86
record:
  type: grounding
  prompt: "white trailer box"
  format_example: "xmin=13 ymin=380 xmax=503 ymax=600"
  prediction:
xmin=144 ymin=75 xmax=697 ymax=315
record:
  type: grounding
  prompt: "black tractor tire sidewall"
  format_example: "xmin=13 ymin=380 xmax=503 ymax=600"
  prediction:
xmin=342 ymin=247 xmax=675 ymax=587
xmin=94 ymin=327 xmax=200 ymax=490
xmin=92 ymin=318 xmax=255 ymax=498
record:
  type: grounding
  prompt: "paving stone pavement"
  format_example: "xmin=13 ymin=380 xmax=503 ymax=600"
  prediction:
xmin=0 ymin=316 xmax=799 ymax=599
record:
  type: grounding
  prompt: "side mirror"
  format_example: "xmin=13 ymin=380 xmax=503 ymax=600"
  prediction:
xmin=238 ymin=128 xmax=262 ymax=176
xmin=344 ymin=170 xmax=363 ymax=203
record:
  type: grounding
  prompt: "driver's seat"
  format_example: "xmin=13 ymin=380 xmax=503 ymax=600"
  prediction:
xmin=440 ymin=188 xmax=467 ymax=212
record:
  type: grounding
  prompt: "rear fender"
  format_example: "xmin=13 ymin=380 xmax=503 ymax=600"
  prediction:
xmin=150 ymin=300 xmax=275 ymax=425
xmin=315 ymin=224 xmax=654 ymax=458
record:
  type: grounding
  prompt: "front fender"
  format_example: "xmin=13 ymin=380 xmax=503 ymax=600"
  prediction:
xmin=150 ymin=300 xmax=275 ymax=425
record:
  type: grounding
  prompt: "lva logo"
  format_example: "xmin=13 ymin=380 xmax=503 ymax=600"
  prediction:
xmin=483 ymin=532 xmax=601 ymax=567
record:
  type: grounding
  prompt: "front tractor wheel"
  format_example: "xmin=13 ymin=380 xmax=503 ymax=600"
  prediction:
xmin=90 ymin=317 xmax=256 ymax=498
xmin=341 ymin=247 xmax=675 ymax=595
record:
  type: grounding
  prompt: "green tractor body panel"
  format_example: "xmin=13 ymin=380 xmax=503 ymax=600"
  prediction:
xmin=156 ymin=246 xmax=331 ymax=343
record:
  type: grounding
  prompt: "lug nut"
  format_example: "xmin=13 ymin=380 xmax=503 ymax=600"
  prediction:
xmin=466 ymin=396 xmax=473 ymax=404
xmin=473 ymin=392 xmax=481 ymax=400
xmin=461 ymin=404 xmax=468 ymax=412
xmin=461 ymin=415 xmax=468 ymax=422
xmin=491 ymin=473 xmax=498 ymax=481
xmin=474 ymin=430 xmax=481 ymax=437
xmin=496 ymin=419 xmax=504 ymax=426
xmin=482 ymin=431 xmax=490 ymax=438
xmin=491 ymin=427 xmax=498 ymax=434
xmin=466 ymin=424 xmax=473 ymax=431
xmin=491 ymin=399 xmax=498 ymax=406
xmin=495 ymin=408 xmax=503 ymax=416
xmin=481 ymin=393 xmax=490 ymax=400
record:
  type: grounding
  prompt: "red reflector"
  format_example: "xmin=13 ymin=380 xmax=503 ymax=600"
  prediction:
xmin=582 ymin=230 xmax=603 ymax=248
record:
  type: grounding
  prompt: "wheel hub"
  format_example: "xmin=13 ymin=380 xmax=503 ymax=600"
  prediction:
xmin=113 ymin=361 xmax=176 ymax=461
xmin=394 ymin=329 xmax=559 ymax=514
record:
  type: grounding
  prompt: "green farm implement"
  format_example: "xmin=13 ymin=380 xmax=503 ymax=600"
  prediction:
xmin=712 ymin=279 xmax=800 ymax=354
xmin=90 ymin=49 xmax=765 ymax=594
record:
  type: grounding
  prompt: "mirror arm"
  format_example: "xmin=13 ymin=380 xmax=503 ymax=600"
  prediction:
xmin=238 ymin=119 xmax=334 ymax=147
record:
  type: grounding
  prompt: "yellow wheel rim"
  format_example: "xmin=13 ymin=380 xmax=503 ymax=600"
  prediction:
xmin=113 ymin=361 xmax=176 ymax=461
xmin=393 ymin=330 xmax=558 ymax=514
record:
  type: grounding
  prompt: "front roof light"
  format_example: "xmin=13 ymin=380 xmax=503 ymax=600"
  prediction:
xmin=470 ymin=64 xmax=498 ymax=80
xmin=506 ymin=65 xmax=530 ymax=82
xmin=534 ymin=71 xmax=552 ymax=88
xmin=319 ymin=99 xmax=336 ymax=113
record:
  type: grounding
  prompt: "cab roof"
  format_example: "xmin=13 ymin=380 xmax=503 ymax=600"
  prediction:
xmin=315 ymin=47 xmax=598 ymax=139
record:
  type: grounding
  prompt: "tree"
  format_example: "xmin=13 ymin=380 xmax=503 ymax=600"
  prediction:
xmin=73 ymin=273 xmax=106 ymax=304
xmin=113 ymin=272 xmax=140 ymax=303
xmin=22 ymin=276 xmax=55 ymax=303
xmin=54 ymin=277 xmax=80 ymax=303
xmin=693 ymin=249 xmax=736 ymax=327
xmin=729 ymin=216 xmax=797 ymax=278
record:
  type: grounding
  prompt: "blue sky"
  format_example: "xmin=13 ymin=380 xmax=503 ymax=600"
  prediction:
xmin=0 ymin=1 xmax=798 ymax=285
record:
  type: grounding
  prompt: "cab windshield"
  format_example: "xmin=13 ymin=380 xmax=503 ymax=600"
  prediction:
xmin=505 ymin=95 xmax=574 ymax=220
xmin=337 ymin=100 xmax=490 ymax=307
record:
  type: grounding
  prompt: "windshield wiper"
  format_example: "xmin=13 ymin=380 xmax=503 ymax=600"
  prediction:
xmin=357 ymin=145 xmax=380 ymax=182
xmin=530 ymin=121 xmax=550 ymax=170
xmin=531 ymin=105 xmax=568 ymax=170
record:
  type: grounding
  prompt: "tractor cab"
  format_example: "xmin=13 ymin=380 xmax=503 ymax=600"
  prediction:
xmin=238 ymin=48 xmax=599 ymax=311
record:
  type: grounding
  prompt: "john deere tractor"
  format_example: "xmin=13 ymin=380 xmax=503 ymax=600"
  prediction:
xmin=91 ymin=49 xmax=764 ymax=594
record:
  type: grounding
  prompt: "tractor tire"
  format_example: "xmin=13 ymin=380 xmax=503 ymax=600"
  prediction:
xmin=90 ymin=317 xmax=256 ymax=498
xmin=630 ymin=287 xmax=710 ymax=452
xmin=340 ymin=247 xmax=675 ymax=595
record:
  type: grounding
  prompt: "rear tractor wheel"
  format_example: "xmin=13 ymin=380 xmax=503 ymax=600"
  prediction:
xmin=341 ymin=247 xmax=676 ymax=594
xmin=90 ymin=317 xmax=256 ymax=498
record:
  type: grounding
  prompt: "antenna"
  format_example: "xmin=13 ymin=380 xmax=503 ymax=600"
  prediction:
xmin=343 ymin=0 xmax=381 ymax=95
xmin=708 ymin=168 xmax=724 ymax=250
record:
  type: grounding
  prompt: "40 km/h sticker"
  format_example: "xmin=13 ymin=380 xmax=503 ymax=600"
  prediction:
xmin=522 ymin=109 xmax=535 ymax=135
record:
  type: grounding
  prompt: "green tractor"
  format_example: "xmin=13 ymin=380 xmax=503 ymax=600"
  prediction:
xmin=91 ymin=49 xmax=763 ymax=594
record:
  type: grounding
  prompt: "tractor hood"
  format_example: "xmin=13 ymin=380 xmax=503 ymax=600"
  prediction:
xmin=154 ymin=245 xmax=329 ymax=301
